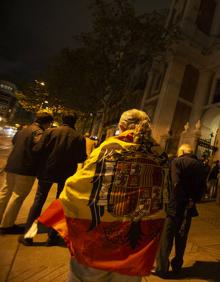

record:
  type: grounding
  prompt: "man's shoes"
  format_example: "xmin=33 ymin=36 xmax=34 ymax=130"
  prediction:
xmin=45 ymin=237 xmax=62 ymax=247
xmin=171 ymin=266 xmax=181 ymax=275
xmin=18 ymin=235 xmax=33 ymax=246
xmin=172 ymin=268 xmax=181 ymax=275
xmin=151 ymin=269 xmax=170 ymax=279
xmin=171 ymin=259 xmax=182 ymax=275
xmin=0 ymin=224 xmax=25 ymax=234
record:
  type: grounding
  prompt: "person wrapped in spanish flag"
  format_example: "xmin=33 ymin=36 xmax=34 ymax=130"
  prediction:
xmin=38 ymin=109 xmax=169 ymax=282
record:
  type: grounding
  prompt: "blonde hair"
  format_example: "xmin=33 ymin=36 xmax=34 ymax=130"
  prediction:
xmin=118 ymin=109 xmax=152 ymax=144
xmin=119 ymin=109 xmax=150 ymax=131
xmin=177 ymin=144 xmax=193 ymax=157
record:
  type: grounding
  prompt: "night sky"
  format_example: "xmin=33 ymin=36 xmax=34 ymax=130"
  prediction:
xmin=0 ymin=0 xmax=171 ymax=84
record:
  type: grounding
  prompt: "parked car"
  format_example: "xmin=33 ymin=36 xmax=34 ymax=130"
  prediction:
xmin=3 ymin=126 xmax=17 ymax=137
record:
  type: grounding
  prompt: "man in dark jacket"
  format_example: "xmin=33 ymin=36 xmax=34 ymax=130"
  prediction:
xmin=207 ymin=160 xmax=219 ymax=199
xmin=0 ymin=112 xmax=54 ymax=232
xmin=154 ymin=144 xmax=206 ymax=278
xmin=20 ymin=112 xmax=87 ymax=245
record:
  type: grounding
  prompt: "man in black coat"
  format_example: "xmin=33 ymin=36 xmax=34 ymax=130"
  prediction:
xmin=154 ymin=144 xmax=206 ymax=278
xmin=20 ymin=112 xmax=87 ymax=245
xmin=207 ymin=160 xmax=219 ymax=199
xmin=0 ymin=112 xmax=54 ymax=233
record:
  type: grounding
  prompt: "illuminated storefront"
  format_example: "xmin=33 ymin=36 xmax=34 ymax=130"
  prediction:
xmin=0 ymin=80 xmax=17 ymax=121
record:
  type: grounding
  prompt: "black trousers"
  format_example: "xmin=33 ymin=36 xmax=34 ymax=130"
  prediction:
xmin=156 ymin=215 xmax=192 ymax=273
xmin=25 ymin=180 xmax=65 ymax=238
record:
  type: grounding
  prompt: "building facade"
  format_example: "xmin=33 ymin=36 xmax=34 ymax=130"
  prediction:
xmin=0 ymin=80 xmax=18 ymax=122
xmin=91 ymin=0 xmax=220 ymax=161
xmin=141 ymin=0 xmax=220 ymax=160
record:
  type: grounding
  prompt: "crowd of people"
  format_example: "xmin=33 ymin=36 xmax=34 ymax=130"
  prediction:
xmin=0 ymin=108 xmax=218 ymax=281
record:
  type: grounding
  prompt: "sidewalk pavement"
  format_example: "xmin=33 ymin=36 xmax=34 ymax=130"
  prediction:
xmin=0 ymin=174 xmax=220 ymax=282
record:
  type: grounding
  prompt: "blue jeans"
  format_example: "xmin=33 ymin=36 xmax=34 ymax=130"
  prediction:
xmin=25 ymin=180 xmax=64 ymax=237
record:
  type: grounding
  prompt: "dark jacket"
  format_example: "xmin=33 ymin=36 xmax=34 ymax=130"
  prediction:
xmin=167 ymin=153 xmax=207 ymax=217
xmin=208 ymin=164 xmax=219 ymax=180
xmin=33 ymin=124 xmax=87 ymax=183
xmin=5 ymin=122 xmax=44 ymax=176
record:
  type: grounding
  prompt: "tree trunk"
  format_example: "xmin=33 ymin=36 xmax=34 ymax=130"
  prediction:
xmin=97 ymin=110 xmax=106 ymax=141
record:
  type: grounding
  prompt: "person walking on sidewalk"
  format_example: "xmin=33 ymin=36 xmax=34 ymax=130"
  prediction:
xmin=154 ymin=144 xmax=207 ymax=278
xmin=20 ymin=112 xmax=87 ymax=246
xmin=0 ymin=112 xmax=54 ymax=233
xmin=38 ymin=109 xmax=169 ymax=282
xmin=207 ymin=160 xmax=219 ymax=199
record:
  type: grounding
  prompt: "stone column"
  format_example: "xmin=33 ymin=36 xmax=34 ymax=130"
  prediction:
xmin=189 ymin=70 xmax=213 ymax=126
xmin=181 ymin=0 xmax=201 ymax=34
xmin=178 ymin=121 xmax=201 ymax=152
xmin=152 ymin=58 xmax=186 ymax=142
xmin=182 ymin=0 xmax=201 ymax=22
xmin=165 ymin=0 xmax=177 ymax=27
xmin=211 ymin=0 xmax=220 ymax=36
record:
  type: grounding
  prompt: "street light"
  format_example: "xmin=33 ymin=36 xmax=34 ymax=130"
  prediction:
xmin=35 ymin=80 xmax=46 ymax=86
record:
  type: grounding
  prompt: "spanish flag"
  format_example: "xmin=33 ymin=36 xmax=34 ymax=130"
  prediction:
xmin=39 ymin=130 xmax=167 ymax=276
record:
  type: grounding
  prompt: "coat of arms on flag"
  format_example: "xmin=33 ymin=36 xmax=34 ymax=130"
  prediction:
xmin=88 ymin=143 xmax=164 ymax=248
xmin=38 ymin=132 xmax=168 ymax=276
